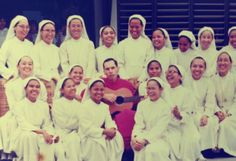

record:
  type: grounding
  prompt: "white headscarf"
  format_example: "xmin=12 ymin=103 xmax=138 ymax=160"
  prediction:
xmin=168 ymin=64 xmax=186 ymax=85
xmin=54 ymin=77 xmax=69 ymax=99
xmin=156 ymin=28 xmax=173 ymax=49
xmin=35 ymin=20 xmax=55 ymax=44
xmin=143 ymin=58 xmax=163 ymax=81
xmin=197 ymin=26 xmax=216 ymax=50
xmin=82 ymin=78 xmax=104 ymax=102
xmin=23 ymin=76 xmax=43 ymax=97
xmin=178 ymin=30 xmax=196 ymax=50
xmin=99 ymin=25 xmax=118 ymax=46
xmin=5 ymin=15 xmax=28 ymax=41
xmin=64 ymin=15 xmax=89 ymax=41
xmin=128 ymin=14 xmax=149 ymax=40
xmin=228 ymin=26 xmax=236 ymax=46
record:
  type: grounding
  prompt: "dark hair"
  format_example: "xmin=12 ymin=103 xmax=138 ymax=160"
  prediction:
xmin=147 ymin=60 xmax=162 ymax=72
xmin=153 ymin=28 xmax=166 ymax=38
xmin=200 ymin=30 xmax=213 ymax=38
xmin=101 ymin=25 xmax=116 ymax=35
xmin=217 ymin=51 xmax=233 ymax=63
xmin=179 ymin=35 xmax=192 ymax=44
xmin=129 ymin=18 xmax=143 ymax=26
xmin=69 ymin=18 xmax=83 ymax=27
xmin=147 ymin=79 xmax=163 ymax=89
xmin=190 ymin=56 xmax=207 ymax=69
xmin=41 ymin=22 xmax=55 ymax=31
xmin=103 ymin=58 xmax=118 ymax=69
xmin=69 ymin=65 xmax=83 ymax=75
xmin=17 ymin=56 xmax=33 ymax=66
xmin=61 ymin=78 xmax=74 ymax=90
xmin=25 ymin=79 xmax=40 ymax=89
xmin=89 ymin=80 xmax=104 ymax=89
xmin=168 ymin=65 xmax=182 ymax=84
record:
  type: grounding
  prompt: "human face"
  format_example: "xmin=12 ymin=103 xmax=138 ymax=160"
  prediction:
xmin=146 ymin=80 xmax=162 ymax=101
xmin=200 ymin=30 xmax=213 ymax=50
xmin=89 ymin=81 xmax=104 ymax=104
xmin=103 ymin=61 xmax=119 ymax=81
xmin=14 ymin=19 xmax=30 ymax=41
xmin=178 ymin=37 xmax=191 ymax=52
xmin=152 ymin=30 xmax=165 ymax=50
xmin=69 ymin=19 xmax=83 ymax=40
xmin=166 ymin=66 xmax=182 ymax=88
xmin=60 ymin=79 xmax=76 ymax=100
xmin=147 ymin=61 xmax=162 ymax=77
xmin=129 ymin=19 xmax=143 ymax=39
xmin=191 ymin=58 xmax=206 ymax=80
xmin=17 ymin=56 xmax=33 ymax=79
xmin=69 ymin=66 xmax=83 ymax=85
xmin=217 ymin=53 xmax=232 ymax=77
xmin=101 ymin=27 xmax=116 ymax=47
xmin=229 ymin=29 xmax=236 ymax=48
xmin=25 ymin=79 xmax=40 ymax=102
xmin=40 ymin=23 xmax=55 ymax=44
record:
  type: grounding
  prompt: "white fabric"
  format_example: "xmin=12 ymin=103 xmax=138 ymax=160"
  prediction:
xmin=158 ymin=28 xmax=173 ymax=49
xmin=80 ymin=99 xmax=124 ymax=161
xmin=59 ymin=37 xmax=95 ymax=78
xmin=228 ymin=26 xmax=236 ymax=37
xmin=166 ymin=85 xmax=201 ymax=161
xmin=220 ymin=46 xmax=236 ymax=73
xmin=117 ymin=37 xmax=152 ymax=79
xmin=95 ymin=44 xmax=119 ymax=75
xmin=178 ymin=30 xmax=197 ymax=49
xmin=35 ymin=20 xmax=55 ymax=44
xmin=52 ymin=97 xmax=83 ymax=161
xmin=198 ymin=26 xmax=216 ymax=50
xmin=99 ymin=26 xmax=118 ymax=46
xmin=0 ymin=37 xmax=33 ymax=79
xmin=132 ymin=98 xmax=171 ymax=161
xmin=185 ymin=76 xmax=219 ymax=150
xmin=11 ymin=98 xmax=55 ymax=161
xmin=64 ymin=15 xmax=89 ymax=41
xmin=32 ymin=40 xmax=60 ymax=81
xmin=0 ymin=28 xmax=8 ymax=47
xmin=211 ymin=72 xmax=236 ymax=156
xmin=5 ymin=15 xmax=28 ymax=41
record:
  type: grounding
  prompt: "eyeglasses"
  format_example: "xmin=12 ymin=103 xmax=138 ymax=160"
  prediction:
xmin=41 ymin=29 xmax=56 ymax=33
xmin=17 ymin=25 xmax=29 ymax=30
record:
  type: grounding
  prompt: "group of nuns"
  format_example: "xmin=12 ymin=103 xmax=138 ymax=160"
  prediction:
xmin=0 ymin=13 xmax=235 ymax=161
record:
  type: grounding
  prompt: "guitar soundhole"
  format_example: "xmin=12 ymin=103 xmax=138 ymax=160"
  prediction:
xmin=116 ymin=96 xmax=124 ymax=104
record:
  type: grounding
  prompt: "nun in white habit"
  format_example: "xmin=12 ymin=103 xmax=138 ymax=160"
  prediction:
xmin=95 ymin=26 xmax=119 ymax=77
xmin=117 ymin=14 xmax=152 ymax=80
xmin=52 ymin=77 xmax=83 ymax=161
xmin=221 ymin=26 xmax=236 ymax=73
xmin=10 ymin=77 xmax=58 ymax=161
xmin=175 ymin=30 xmax=197 ymax=76
xmin=211 ymin=51 xmax=236 ymax=156
xmin=0 ymin=15 xmax=33 ymax=80
xmin=59 ymin=15 xmax=95 ymax=79
xmin=165 ymin=64 xmax=201 ymax=161
xmin=32 ymin=20 xmax=60 ymax=82
xmin=132 ymin=77 xmax=172 ymax=161
xmin=80 ymin=78 xmax=124 ymax=161
xmin=197 ymin=26 xmax=218 ymax=77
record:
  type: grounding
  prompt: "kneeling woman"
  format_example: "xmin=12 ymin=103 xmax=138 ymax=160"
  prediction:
xmin=80 ymin=78 xmax=124 ymax=161
xmin=132 ymin=77 xmax=171 ymax=161
xmin=52 ymin=77 xmax=82 ymax=161
xmin=11 ymin=77 xmax=57 ymax=161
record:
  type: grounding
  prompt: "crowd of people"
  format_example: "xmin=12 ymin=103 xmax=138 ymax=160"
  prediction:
xmin=0 ymin=13 xmax=235 ymax=161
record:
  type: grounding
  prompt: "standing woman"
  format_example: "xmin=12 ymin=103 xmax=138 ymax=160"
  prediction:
xmin=151 ymin=28 xmax=176 ymax=72
xmin=132 ymin=77 xmax=171 ymax=161
xmin=32 ymin=20 xmax=60 ymax=104
xmin=165 ymin=65 xmax=201 ymax=161
xmin=11 ymin=77 xmax=57 ymax=161
xmin=59 ymin=15 xmax=95 ymax=80
xmin=197 ymin=26 xmax=218 ymax=77
xmin=186 ymin=56 xmax=218 ymax=153
xmin=175 ymin=30 xmax=197 ymax=76
xmin=52 ymin=77 xmax=83 ymax=161
xmin=80 ymin=78 xmax=123 ymax=161
xmin=221 ymin=26 xmax=236 ymax=73
xmin=212 ymin=51 xmax=236 ymax=156
xmin=117 ymin=14 xmax=152 ymax=85
xmin=95 ymin=26 xmax=119 ymax=76
xmin=0 ymin=15 xmax=33 ymax=81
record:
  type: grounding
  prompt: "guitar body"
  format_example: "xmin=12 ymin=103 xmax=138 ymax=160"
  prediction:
xmin=104 ymin=87 xmax=133 ymax=114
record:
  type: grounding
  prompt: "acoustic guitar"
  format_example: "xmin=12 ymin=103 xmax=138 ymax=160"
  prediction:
xmin=103 ymin=87 xmax=144 ymax=114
